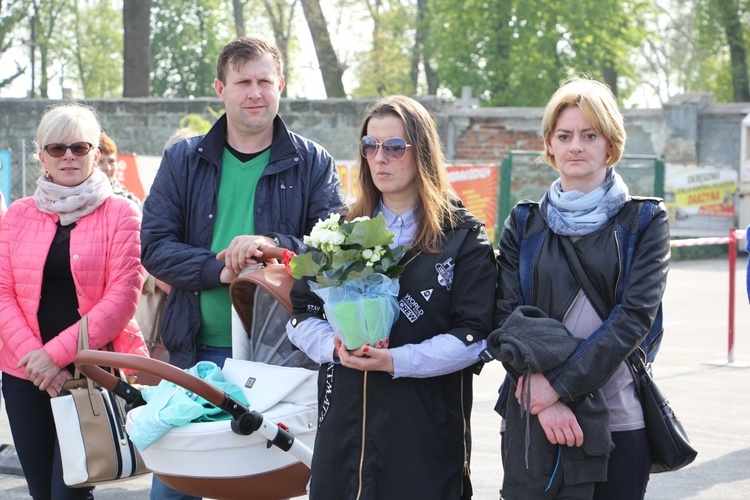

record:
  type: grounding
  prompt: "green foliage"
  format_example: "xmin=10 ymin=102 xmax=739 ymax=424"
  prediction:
xmin=423 ymin=0 xmax=650 ymax=106
xmin=670 ymin=242 xmax=727 ymax=260
xmin=31 ymin=0 xmax=76 ymax=98
xmin=150 ymin=0 xmax=233 ymax=97
xmin=73 ymin=0 xmax=123 ymax=98
xmin=685 ymin=0 xmax=749 ymax=102
xmin=0 ymin=0 xmax=29 ymax=90
xmin=178 ymin=113 xmax=212 ymax=134
xmin=350 ymin=1 xmax=416 ymax=97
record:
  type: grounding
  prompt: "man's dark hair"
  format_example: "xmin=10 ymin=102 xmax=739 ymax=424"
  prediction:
xmin=216 ymin=36 xmax=284 ymax=83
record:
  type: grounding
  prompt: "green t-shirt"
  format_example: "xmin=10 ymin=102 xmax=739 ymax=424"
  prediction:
xmin=196 ymin=148 xmax=270 ymax=347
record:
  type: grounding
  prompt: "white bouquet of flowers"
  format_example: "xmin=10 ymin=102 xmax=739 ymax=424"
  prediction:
xmin=289 ymin=213 xmax=407 ymax=350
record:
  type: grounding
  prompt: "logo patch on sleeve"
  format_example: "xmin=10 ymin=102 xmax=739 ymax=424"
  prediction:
xmin=436 ymin=258 xmax=455 ymax=290
xmin=420 ymin=289 xmax=433 ymax=301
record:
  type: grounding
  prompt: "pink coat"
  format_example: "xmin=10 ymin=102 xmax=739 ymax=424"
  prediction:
xmin=0 ymin=196 xmax=148 ymax=379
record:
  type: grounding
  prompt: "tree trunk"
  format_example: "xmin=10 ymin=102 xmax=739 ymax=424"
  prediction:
xmin=123 ymin=0 xmax=151 ymax=97
xmin=715 ymin=0 xmax=750 ymax=101
xmin=39 ymin=47 xmax=48 ymax=98
xmin=261 ymin=0 xmax=296 ymax=98
xmin=601 ymin=61 xmax=618 ymax=100
xmin=299 ymin=0 xmax=345 ymax=97
xmin=409 ymin=0 xmax=426 ymax=94
xmin=232 ymin=0 xmax=246 ymax=37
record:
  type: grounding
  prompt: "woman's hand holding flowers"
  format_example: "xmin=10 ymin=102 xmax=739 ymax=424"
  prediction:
xmin=334 ymin=334 xmax=394 ymax=374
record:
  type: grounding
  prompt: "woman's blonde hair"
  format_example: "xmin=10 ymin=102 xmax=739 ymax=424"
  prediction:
xmin=348 ymin=96 xmax=457 ymax=253
xmin=539 ymin=77 xmax=625 ymax=169
xmin=35 ymin=102 xmax=101 ymax=157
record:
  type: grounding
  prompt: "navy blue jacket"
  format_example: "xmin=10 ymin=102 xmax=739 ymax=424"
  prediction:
xmin=141 ymin=114 xmax=346 ymax=368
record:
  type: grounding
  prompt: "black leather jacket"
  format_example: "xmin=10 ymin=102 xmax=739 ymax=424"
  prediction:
xmin=495 ymin=198 xmax=670 ymax=401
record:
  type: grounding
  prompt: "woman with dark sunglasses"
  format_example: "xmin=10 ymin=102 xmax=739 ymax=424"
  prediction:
xmin=0 ymin=103 xmax=148 ymax=499
xmin=286 ymin=95 xmax=497 ymax=499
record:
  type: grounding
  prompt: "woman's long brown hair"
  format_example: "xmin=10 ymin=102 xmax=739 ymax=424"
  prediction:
xmin=348 ymin=96 xmax=457 ymax=253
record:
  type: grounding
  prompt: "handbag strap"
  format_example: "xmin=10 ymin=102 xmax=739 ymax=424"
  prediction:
xmin=560 ymin=237 xmax=651 ymax=378
xmin=73 ymin=316 xmax=105 ymax=415
xmin=73 ymin=315 xmax=90 ymax=379
xmin=559 ymin=236 xmax=609 ymax=322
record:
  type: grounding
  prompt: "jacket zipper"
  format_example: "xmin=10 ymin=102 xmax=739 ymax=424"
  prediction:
xmin=562 ymin=289 xmax=582 ymax=323
xmin=356 ymin=371 xmax=368 ymax=500
xmin=613 ymin=230 xmax=622 ymax=296
xmin=461 ymin=373 xmax=469 ymax=494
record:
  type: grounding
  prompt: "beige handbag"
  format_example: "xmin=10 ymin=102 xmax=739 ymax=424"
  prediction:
xmin=49 ymin=315 xmax=148 ymax=487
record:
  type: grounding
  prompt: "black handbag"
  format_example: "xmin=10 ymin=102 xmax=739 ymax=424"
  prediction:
xmin=628 ymin=350 xmax=697 ymax=472
xmin=559 ymin=236 xmax=697 ymax=473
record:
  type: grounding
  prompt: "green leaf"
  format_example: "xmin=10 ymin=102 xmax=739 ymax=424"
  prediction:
xmin=331 ymin=249 xmax=362 ymax=270
xmin=345 ymin=214 xmax=395 ymax=248
xmin=384 ymin=265 xmax=405 ymax=279
xmin=347 ymin=267 xmax=374 ymax=280
xmin=391 ymin=245 xmax=407 ymax=262
xmin=289 ymin=252 xmax=327 ymax=279
xmin=316 ymin=275 xmax=342 ymax=288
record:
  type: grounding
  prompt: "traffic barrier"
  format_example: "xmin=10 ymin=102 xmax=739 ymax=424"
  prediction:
xmin=670 ymin=228 xmax=746 ymax=365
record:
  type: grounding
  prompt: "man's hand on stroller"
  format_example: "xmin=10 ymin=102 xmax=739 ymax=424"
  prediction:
xmin=217 ymin=234 xmax=278 ymax=276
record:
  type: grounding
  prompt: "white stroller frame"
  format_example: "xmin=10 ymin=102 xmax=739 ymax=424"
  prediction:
xmin=74 ymin=248 xmax=316 ymax=500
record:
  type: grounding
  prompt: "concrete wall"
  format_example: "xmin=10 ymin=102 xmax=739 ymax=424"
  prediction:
xmin=2 ymin=93 xmax=749 ymax=200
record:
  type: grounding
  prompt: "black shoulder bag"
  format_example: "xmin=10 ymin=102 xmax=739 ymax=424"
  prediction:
xmin=559 ymin=236 xmax=697 ymax=473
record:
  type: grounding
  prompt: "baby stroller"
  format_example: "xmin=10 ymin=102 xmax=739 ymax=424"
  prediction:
xmin=74 ymin=248 xmax=316 ymax=500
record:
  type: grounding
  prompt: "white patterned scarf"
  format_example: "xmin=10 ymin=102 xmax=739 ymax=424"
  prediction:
xmin=540 ymin=168 xmax=630 ymax=236
xmin=34 ymin=169 xmax=113 ymax=226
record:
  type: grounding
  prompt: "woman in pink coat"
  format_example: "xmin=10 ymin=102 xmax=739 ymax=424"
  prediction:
xmin=0 ymin=103 xmax=148 ymax=500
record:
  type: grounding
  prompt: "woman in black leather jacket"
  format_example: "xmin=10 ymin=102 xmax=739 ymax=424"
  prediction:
xmin=491 ymin=78 xmax=670 ymax=499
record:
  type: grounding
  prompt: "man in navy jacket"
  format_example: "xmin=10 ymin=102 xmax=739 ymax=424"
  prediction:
xmin=141 ymin=36 xmax=345 ymax=370
xmin=141 ymin=34 xmax=346 ymax=500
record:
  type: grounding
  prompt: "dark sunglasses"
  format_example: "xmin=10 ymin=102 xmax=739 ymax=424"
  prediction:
xmin=43 ymin=142 xmax=94 ymax=158
xmin=360 ymin=136 xmax=412 ymax=160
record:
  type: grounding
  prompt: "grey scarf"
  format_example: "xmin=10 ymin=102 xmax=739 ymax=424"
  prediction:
xmin=541 ymin=168 xmax=629 ymax=236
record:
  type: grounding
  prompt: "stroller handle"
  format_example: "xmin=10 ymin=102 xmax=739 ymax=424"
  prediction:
xmin=74 ymin=350 xmax=314 ymax=469
xmin=76 ymin=351 xmax=242 ymax=414
xmin=259 ymin=245 xmax=288 ymax=261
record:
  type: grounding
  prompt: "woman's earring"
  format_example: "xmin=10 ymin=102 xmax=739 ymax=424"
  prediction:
xmin=44 ymin=169 xmax=50 ymax=179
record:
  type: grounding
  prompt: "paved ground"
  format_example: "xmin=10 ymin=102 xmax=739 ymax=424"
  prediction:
xmin=0 ymin=257 xmax=748 ymax=499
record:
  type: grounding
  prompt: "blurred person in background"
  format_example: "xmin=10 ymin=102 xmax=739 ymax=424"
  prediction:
xmin=99 ymin=131 xmax=171 ymax=369
xmin=98 ymin=131 xmax=141 ymax=209
xmin=135 ymin=128 xmax=198 ymax=368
